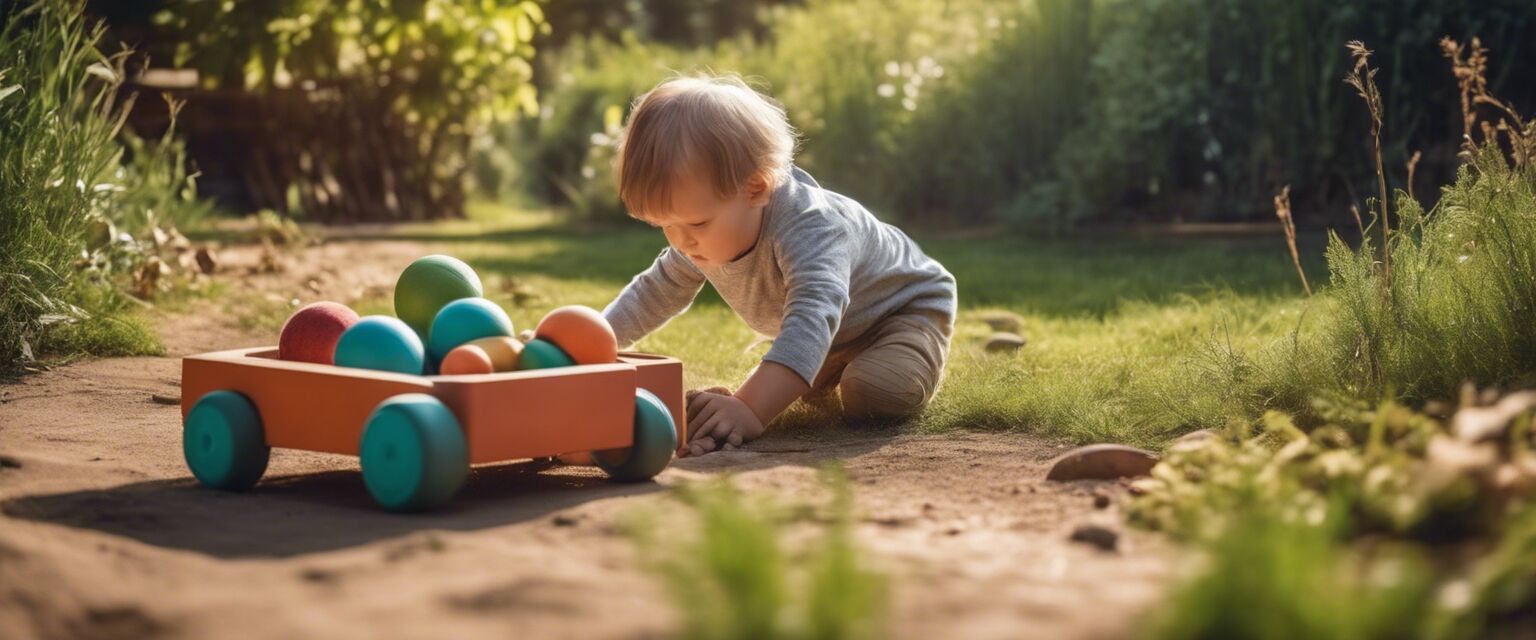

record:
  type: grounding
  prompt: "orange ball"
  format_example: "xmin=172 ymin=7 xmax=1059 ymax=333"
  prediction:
xmin=534 ymin=305 xmax=618 ymax=364
xmin=440 ymin=337 xmax=524 ymax=375
xmin=440 ymin=344 xmax=494 ymax=375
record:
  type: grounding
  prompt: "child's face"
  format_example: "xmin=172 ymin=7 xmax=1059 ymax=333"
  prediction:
xmin=640 ymin=172 xmax=771 ymax=268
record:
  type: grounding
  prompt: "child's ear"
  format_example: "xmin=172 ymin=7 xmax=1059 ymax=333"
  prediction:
xmin=745 ymin=172 xmax=772 ymax=206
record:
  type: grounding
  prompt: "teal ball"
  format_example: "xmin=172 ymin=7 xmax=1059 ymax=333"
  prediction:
xmin=394 ymin=255 xmax=483 ymax=338
xmin=428 ymin=297 xmax=514 ymax=361
xmin=334 ymin=315 xmax=426 ymax=375
xmin=517 ymin=338 xmax=576 ymax=370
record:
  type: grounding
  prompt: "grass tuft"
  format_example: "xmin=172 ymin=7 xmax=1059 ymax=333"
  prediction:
xmin=624 ymin=468 xmax=886 ymax=640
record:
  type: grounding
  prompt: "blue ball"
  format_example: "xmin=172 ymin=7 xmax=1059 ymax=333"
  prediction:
xmin=334 ymin=316 xmax=426 ymax=375
xmin=428 ymin=297 xmax=513 ymax=361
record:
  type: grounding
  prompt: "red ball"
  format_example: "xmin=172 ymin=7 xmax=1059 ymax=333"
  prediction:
xmin=279 ymin=301 xmax=360 ymax=364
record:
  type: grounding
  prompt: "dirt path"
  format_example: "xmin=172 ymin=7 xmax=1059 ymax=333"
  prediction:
xmin=0 ymin=236 xmax=1172 ymax=640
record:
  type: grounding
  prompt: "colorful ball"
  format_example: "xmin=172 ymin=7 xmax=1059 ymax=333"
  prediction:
xmin=278 ymin=301 xmax=359 ymax=364
xmin=534 ymin=305 xmax=618 ymax=365
xmin=334 ymin=315 xmax=425 ymax=375
xmin=440 ymin=344 xmax=495 ymax=375
xmin=393 ymin=255 xmax=483 ymax=338
xmin=517 ymin=338 xmax=576 ymax=370
xmin=474 ymin=336 xmax=524 ymax=369
xmin=440 ymin=337 xmax=525 ymax=375
xmin=428 ymin=297 xmax=514 ymax=361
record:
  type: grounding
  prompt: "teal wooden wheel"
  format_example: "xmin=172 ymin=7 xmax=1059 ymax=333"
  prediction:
xmin=593 ymin=389 xmax=678 ymax=482
xmin=184 ymin=390 xmax=270 ymax=491
xmin=359 ymin=394 xmax=468 ymax=511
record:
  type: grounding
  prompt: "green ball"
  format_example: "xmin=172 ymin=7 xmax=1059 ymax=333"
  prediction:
xmin=394 ymin=255 xmax=483 ymax=338
xmin=335 ymin=316 xmax=425 ymax=375
xmin=517 ymin=338 xmax=576 ymax=370
xmin=428 ymin=297 xmax=513 ymax=362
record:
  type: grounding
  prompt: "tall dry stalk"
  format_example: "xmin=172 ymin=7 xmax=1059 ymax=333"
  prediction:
xmin=1443 ymin=37 xmax=1533 ymax=169
xmin=1273 ymin=185 xmax=1311 ymax=296
xmin=1405 ymin=150 xmax=1421 ymax=201
xmin=1345 ymin=41 xmax=1391 ymax=291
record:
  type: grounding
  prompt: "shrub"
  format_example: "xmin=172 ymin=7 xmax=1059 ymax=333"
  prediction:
xmin=516 ymin=0 xmax=1536 ymax=227
xmin=0 ymin=1 xmax=202 ymax=371
xmin=1034 ymin=0 xmax=1536 ymax=226
xmin=152 ymin=0 xmax=545 ymax=222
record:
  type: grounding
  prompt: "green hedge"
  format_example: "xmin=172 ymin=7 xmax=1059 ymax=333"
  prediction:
xmin=500 ymin=0 xmax=1536 ymax=227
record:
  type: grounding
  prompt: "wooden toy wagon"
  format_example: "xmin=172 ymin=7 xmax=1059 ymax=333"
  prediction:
xmin=179 ymin=347 xmax=685 ymax=511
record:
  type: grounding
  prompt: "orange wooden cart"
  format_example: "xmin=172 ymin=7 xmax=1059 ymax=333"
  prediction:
xmin=180 ymin=346 xmax=685 ymax=510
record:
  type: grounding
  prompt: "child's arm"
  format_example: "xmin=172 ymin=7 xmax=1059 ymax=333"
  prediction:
xmin=602 ymin=247 xmax=707 ymax=348
xmin=686 ymin=212 xmax=852 ymax=453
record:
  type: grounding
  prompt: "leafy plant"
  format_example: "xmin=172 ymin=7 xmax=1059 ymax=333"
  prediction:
xmin=152 ymin=0 xmax=546 ymax=222
xmin=1133 ymin=392 xmax=1536 ymax=638
xmin=0 ymin=0 xmax=206 ymax=372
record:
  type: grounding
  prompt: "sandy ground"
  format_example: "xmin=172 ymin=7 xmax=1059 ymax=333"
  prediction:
xmin=0 ymin=235 xmax=1173 ymax=640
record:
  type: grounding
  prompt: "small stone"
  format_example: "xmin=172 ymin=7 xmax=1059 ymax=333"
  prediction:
xmin=984 ymin=332 xmax=1026 ymax=353
xmin=195 ymin=246 xmax=218 ymax=274
xmin=1093 ymin=490 xmax=1112 ymax=509
xmin=551 ymin=514 xmax=580 ymax=527
xmin=517 ymin=329 xmax=536 ymax=343
xmin=299 ymin=568 xmax=337 ymax=583
xmin=1046 ymin=444 xmax=1160 ymax=481
xmin=1069 ymin=524 xmax=1119 ymax=552
xmin=150 ymin=394 xmax=181 ymax=405
xmin=977 ymin=310 xmax=1023 ymax=333
xmin=1176 ymin=429 xmax=1217 ymax=444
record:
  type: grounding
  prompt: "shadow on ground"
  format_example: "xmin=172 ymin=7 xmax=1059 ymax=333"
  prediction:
xmin=1 ymin=430 xmax=900 ymax=560
xmin=1 ymin=460 xmax=660 ymax=559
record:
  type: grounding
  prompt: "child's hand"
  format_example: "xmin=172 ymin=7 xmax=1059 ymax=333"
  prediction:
xmin=684 ymin=389 xmax=765 ymax=456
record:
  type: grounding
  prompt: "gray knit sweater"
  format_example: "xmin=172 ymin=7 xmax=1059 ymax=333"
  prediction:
xmin=602 ymin=166 xmax=957 ymax=385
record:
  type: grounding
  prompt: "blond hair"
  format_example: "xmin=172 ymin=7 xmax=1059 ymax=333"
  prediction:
xmin=615 ymin=73 xmax=798 ymax=218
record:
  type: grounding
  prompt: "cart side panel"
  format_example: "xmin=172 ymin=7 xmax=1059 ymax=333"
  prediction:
xmin=434 ymin=364 xmax=636 ymax=464
xmin=621 ymin=354 xmax=686 ymax=447
xmin=182 ymin=351 xmax=433 ymax=455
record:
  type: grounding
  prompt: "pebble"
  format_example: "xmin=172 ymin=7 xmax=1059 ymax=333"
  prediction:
xmin=1093 ymin=490 xmax=1112 ymax=509
xmin=1069 ymin=524 xmax=1119 ymax=552
xmin=1046 ymin=444 xmax=1160 ymax=481
xmin=977 ymin=311 xmax=1023 ymax=333
xmin=984 ymin=332 xmax=1026 ymax=353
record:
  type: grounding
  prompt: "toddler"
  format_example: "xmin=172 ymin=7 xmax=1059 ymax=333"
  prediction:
xmin=602 ymin=74 xmax=957 ymax=457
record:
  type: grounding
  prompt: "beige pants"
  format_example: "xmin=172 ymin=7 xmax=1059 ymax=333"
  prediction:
xmin=805 ymin=311 xmax=952 ymax=423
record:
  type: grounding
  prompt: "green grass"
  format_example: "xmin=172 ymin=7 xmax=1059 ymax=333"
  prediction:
xmin=237 ymin=138 xmax=1534 ymax=453
xmin=1148 ymin=499 xmax=1440 ymax=640
xmin=624 ymin=468 xmax=886 ymax=640
xmin=1 ymin=1 xmax=207 ymax=373
xmin=329 ymin=200 xmax=1325 ymax=446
